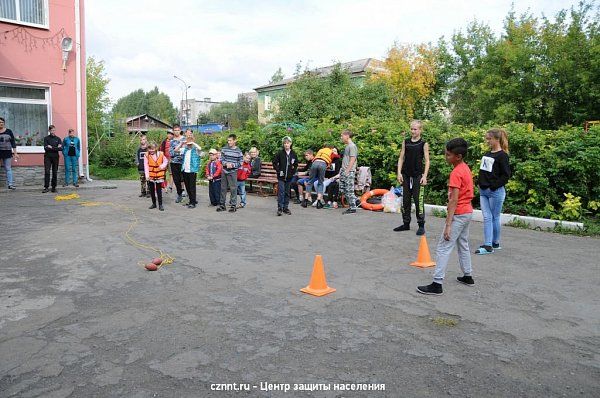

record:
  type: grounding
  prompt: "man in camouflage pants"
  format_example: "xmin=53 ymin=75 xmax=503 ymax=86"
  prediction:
xmin=340 ymin=130 xmax=358 ymax=214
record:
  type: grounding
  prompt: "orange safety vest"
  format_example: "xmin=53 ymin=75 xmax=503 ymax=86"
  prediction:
xmin=315 ymin=148 xmax=333 ymax=165
xmin=146 ymin=152 xmax=166 ymax=180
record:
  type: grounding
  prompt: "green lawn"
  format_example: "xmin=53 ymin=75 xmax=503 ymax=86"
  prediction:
xmin=89 ymin=164 xmax=139 ymax=180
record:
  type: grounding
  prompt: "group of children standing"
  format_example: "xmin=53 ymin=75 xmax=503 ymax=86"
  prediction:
xmin=135 ymin=120 xmax=511 ymax=296
xmin=137 ymin=128 xmax=258 ymax=213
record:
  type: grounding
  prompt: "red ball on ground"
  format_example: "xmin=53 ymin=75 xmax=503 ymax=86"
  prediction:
xmin=152 ymin=258 xmax=163 ymax=265
xmin=145 ymin=263 xmax=158 ymax=271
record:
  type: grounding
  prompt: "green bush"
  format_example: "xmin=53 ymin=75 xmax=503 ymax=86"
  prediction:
xmin=90 ymin=121 xmax=600 ymax=222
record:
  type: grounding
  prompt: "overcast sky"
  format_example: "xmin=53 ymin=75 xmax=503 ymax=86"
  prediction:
xmin=86 ymin=0 xmax=575 ymax=108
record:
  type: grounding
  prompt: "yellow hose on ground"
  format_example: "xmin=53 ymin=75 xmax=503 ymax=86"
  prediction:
xmin=78 ymin=200 xmax=175 ymax=269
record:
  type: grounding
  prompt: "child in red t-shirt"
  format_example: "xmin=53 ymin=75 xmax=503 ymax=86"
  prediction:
xmin=417 ymin=138 xmax=474 ymax=295
xmin=236 ymin=152 xmax=252 ymax=208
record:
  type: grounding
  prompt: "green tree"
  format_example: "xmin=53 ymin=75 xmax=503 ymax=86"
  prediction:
xmin=275 ymin=63 xmax=394 ymax=123
xmin=203 ymin=95 xmax=258 ymax=129
xmin=269 ymin=67 xmax=285 ymax=84
xmin=112 ymin=87 xmax=177 ymax=124
xmin=86 ymin=56 xmax=111 ymax=140
xmin=442 ymin=2 xmax=599 ymax=128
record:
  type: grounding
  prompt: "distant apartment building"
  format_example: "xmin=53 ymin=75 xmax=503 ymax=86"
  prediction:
xmin=253 ymin=58 xmax=386 ymax=124
xmin=180 ymin=98 xmax=221 ymax=125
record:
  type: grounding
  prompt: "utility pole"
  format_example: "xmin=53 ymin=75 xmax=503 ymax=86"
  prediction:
xmin=174 ymin=75 xmax=190 ymax=126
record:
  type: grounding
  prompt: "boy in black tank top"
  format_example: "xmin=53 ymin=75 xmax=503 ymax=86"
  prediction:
xmin=394 ymin=120 xmax=430 ymax=235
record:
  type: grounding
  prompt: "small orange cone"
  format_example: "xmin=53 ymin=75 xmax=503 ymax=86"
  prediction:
xmin=410 ymin=236 xmax=436 ymax=268
xmin=300 ymin=255 xmax=336 ymax=297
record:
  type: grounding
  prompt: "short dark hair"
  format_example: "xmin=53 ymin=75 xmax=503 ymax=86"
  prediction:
xmin=304 ymin=149 xmax=314 ymax=156
xmin=68 ymin=128 xmax=74 ymax=133
xmin=228 ymin=133 xmax=237 ymax=140
xmin=0 ymin=117 xmax=5 ymax=122
xmin=172 ymin=123 xmax=181 ymax=129
xmin=446 ymin=138 xmax=468 ymax=157
xmin=48 ymin=125 xmax=56 ymax=130
xmin=341 ymin=129 xmax=353 ymax=138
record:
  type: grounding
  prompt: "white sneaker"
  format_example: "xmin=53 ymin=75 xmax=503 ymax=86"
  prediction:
xmin=311 ymin=200 xmax=318 ymax=207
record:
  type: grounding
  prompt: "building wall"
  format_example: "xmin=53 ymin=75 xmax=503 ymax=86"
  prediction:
xmin=0 ymin=0 xmax=87 ymax=174
xmin=182 ymin=99 xmax=221 ymax=124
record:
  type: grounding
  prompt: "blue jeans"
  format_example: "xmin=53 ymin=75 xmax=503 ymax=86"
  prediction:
xmin=237 ymin=180 xmax=247 ymax=206
xmin=306 ymin=161 xmax=327 ymax=195
xmin=2 ymin=157 xmax=14 ymax=186
xmin=65 ymin=155 xmax=78 ymax=184
xmin=480 ymin=187 xmax=506 ymax=246
xmin=277 ymin=179 xmax=291 ymax=209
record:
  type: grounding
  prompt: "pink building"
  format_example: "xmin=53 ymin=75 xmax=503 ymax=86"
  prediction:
xmin=0 ymin=0 xmax=87 ymax=186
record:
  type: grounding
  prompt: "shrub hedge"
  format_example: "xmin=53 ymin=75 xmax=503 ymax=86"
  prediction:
xmin=93 ymin=121 xmax=600 ymax=221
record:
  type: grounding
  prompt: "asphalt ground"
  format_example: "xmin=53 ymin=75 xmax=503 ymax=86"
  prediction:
xmin=1 ymin=180 xmax=599 ymax=397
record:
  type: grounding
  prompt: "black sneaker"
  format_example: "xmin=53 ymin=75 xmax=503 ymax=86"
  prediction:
xmin=316 ymin=200 xmax=324 ymax=209
xmin=342 ymin=208 xmax=356 ymax=215
xmin=283 ymin=208 xmax=291 ymax=215
xmin=416 ymin=225 xmax=425 ymax=236
xmin=457 ymin=275 xmax=474 ymax=286
xmin=51 ymin=188 xmax=57 ymax=193
xmin=229 ymin=207 xmax=236 ymax=213
xmin=159 ymin=205 xmax=165 ymax=211
xmin=42 ymin=188 xmax=50 ymax=193
xmin=175 ymin=195 xmax=183 ymax=203
xmin=416 ymin=282 xmax=443 ymax=295
xmin=8 ymin=185 xmax=16 ymax=190
xmin=393 ymin=224 xmax=410 ymax=231
xmin=74 ymin=184 xmax=79 ymax=188
xmin=277 ymin=208 xmax=283 ymax=216
xmin=301 ymin=199 xmax=308 ymax=208
xmin=216 ymin=206 xmax=226 ymax=212
xmin=492 ymin=243 xmax=502 ymax=250
xmin=149 ymin=204 xmax=157 ymax=209
xmin=187 ymin=204 xmax=196 ymax=209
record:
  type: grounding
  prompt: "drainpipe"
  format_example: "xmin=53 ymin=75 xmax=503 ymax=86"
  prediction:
xmin=74 ymin=0 xmax=91 ymax=182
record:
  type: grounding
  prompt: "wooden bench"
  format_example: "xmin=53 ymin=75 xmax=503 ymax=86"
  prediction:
xmin=246 ymin=162 xmax=306 ymax=196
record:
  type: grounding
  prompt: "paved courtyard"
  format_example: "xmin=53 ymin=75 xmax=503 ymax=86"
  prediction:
xmin=1 ymin=180 xmax=599 ymax=397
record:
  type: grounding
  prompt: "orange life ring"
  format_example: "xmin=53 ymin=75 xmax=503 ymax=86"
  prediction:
xmin=360 ymin=189 xmax=389 ymax=211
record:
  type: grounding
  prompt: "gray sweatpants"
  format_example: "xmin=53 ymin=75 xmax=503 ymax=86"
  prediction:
xmin=220 ymin=171 xmax=238 ymax=208
xmin=432 ymin=213 xmax=473 ymax=284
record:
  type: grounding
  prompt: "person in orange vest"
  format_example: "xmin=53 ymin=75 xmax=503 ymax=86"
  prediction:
xmin=302 ymin=145 xmax=338 ymax=209
xmin=144 ymin=141 xmax=168 ymax=211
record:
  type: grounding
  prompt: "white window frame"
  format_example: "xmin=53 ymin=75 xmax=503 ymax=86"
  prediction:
xmin=0 ymin=0 xmax=49 ymax=29
xmin=0 ymin=82 xmax=52 ymax=154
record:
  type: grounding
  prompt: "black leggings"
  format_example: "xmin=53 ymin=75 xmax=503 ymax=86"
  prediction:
xmin=147 ymin=181 xmax=163 ymax=205
xmin=170 ymin=163 xmax=184 ymax=196
xmin=182 ymin=172 xmax=197 ymax=204
xmin=326 ymin=181 xmax=339 ymax=202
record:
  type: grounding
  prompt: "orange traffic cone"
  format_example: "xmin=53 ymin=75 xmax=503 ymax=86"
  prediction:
xmin=300 ymin=255 xmax=336 ymax=297
xmin=410 ymin=236 xmax=436 ymax=268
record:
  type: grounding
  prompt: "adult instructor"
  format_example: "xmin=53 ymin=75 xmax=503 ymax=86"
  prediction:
xmin=43 ymin=125 xmax=62 ymax=193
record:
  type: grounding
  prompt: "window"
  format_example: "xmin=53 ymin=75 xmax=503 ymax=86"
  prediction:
xmin=0 ymin=0 xmax=48 ymax=28
xmin=264 ymin=95 xmax=271 ymax=111
xmin=0 ymin=84 xmax=51 ymax=151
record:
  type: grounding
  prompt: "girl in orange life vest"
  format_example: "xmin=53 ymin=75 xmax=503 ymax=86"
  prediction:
xmin=144 ymin=141 xmax=168 ymax=211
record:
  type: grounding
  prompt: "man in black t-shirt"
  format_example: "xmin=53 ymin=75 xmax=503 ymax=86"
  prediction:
xmin=394 ymin=120 xmax=430 ymax=236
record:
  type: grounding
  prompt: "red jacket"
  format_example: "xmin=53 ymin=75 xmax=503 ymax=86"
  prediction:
xmin=237 ymin=161 xmax=252 ymax=181
xmin=160 ymin=139 xmax=171 ymax=160
xmin=205 ymin=160 xmax=222 ymax=180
